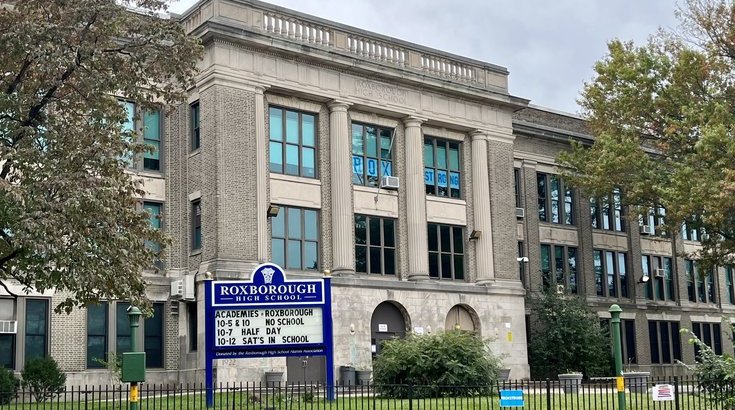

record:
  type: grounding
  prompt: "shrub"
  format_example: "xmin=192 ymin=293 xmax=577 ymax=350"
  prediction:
xmin=0 ymin=367 xmax=19 ymax=405
xmin=527 ymin=290 xmax=611 ymax=379
xmin=684 ymin=329 xmax=735 ymax=408
xmin=21 ymin=357 xmax=66 ymax=402
xmin=372 ymin=331 xmax=501 ymax=398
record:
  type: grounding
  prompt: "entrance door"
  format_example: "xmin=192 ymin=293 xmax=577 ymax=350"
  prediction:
xmin=286 ymin=356 xmax=326 ymax=384
xmin=370 ymin=302 xmax=408 ymax=358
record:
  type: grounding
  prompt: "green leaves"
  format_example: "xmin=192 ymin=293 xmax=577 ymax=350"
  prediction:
xmin=0 ymin=1 xmax=202 ymax=312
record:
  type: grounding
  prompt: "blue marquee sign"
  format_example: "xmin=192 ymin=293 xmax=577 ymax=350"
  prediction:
xmin=204 ymin=263 xmax=335 ymax=406
xmin=499 ymin=389 xmax=524 ymax=408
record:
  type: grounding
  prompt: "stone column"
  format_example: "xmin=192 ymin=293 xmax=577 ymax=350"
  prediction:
xmin=329 ymin=101 xmax=354 ymax=275
xmin=471 ymin=131 xmax=495 ymax=284
xmin=255 ymin=86 xmax=269 ymax=262
xmin=404 ymin=116 xmax=429 ymax=280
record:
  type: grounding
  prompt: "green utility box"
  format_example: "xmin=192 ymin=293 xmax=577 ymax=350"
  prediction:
xmin=121 ymin=352 xmax=147 ymax=382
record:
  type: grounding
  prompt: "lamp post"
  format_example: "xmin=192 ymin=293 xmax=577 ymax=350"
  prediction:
xmin=609 ymin=304 xmax=626 ymax=410
xmin=128 ymin=306 xmax=142 ymax=410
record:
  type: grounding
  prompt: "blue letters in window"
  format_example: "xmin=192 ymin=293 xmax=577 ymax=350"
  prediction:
xmin=366 ymin=158 xmax=378 ymax=177
xmin=450 ymin=172 xmax=460 ymax=189
xmin=381 ymin=160 xmax=392 ymax=176
xmin=437 ymin=170 xmax=448 ymax=187
xmin=424 ymin=168 xmax=435 ymax=185
xmin=352 ymin=155 xmax=363 ymax=175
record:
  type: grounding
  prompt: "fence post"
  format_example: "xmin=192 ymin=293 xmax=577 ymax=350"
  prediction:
xmin=408 ymin=384 xmax=413 ymax=410
xmin=546 ymin=378 xmax=552 ymax=410
xmin=674 ymin=376 xmax=680 ymax=410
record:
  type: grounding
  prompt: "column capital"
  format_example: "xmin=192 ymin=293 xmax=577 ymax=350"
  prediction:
xmin=254 ymin=84 xmax=271 ymax=95
xmin=403 ymin=116 xmax=427 ymax=128
xmin=470 ymin=130 xmax=489 ymax=141
xmin=521 ymin=159 xmax=538 ymax=168
xmin=328 ymin=100 xmax=351 ymax=112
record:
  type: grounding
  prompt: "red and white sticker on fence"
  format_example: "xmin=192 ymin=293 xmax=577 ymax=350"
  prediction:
xmin=652 ymin=384 xmax=675 ymax=401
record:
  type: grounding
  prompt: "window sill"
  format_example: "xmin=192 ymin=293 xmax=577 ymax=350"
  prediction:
xmin=538 ymin=222 xmax=577 ymax=230
xmin=353 ymin=185 xmax=398 ymax=196
xmin=189 ymin=249 xmax=202 ymax=257
xmin=426 ymin=196 xmax=466 ymax=206
xmin=188 ymin=149 xmax=201 ymax=158
xmin=270 ymin=173 xmax=321 ymax=186
xmin=591 ymin=228 xmax=628 ymax=236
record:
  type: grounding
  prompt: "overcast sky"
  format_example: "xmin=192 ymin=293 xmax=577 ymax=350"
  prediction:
xmin=169 ymin=0 xmax=679 ymax=114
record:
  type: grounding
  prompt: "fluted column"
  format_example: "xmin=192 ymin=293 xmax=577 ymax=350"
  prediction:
xmin=329 ymin=101 xmax=354 ymax=275
xmin=255 ymin=86 xmax=269 ymax=262
xmin=471 ymin=131 xmax=495 ymax=283
xmin=404 ymin=116 xmax=429 ymax=280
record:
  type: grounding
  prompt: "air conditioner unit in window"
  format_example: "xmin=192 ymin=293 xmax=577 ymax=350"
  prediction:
xmin=0 ymin=320 xmax=17 ymax=334
xmin=170 ymin=279 xmax=184 ymax=299
xmin=515 ymin=207 xmax=525 ymax=218
xmin=170 ymin=274 xmax=195 ymax=301
xmin=556 ymin=284 xmax=565 ymax=295
xmin=380 ymin=176 xmax=400 ymax=190
xmin=640 ymin=225 xmax=654 ymax=235
xmin=654 ymin=268 xmax=666 ymax=278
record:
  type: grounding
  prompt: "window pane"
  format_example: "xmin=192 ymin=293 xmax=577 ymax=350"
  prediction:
xmin=366 ymin=127 xmax=377 ymax=157
xmin=428 ymin=224 xmax=438 ymax=251
xmin=369 ymin=218 xmax=381 ymax=246
xmin=285 ymin=110 xmax=299 ymax=144
xmin=269 ymin=107 xmax=283 ymax=141
xmin=355 ymin=215 xmax=367 ymax=245
xmin=356 ymin=246 xmax=367 ymax=273
xmin=144 ymin=110 xmax=160 ymax=141
xmin=271 ymin=209 xmax=285 ymax=238
xmin=304 ymin=210 xmax=318 ymax=241
xmin=303 ymin=242 xmax=318 ymax=270
xmin=380 ymin=129 xmax=392 ymax=160
xmin=660 ymin=323 xmax=671 ymax=363
xmin=440 ymin=225 xmax=451 ymax=252
xmin=454 ymin=255 xmax=464 ymax=280
xmin=594 ymin=250 xmax=603 ymax=296
xmin=568 ymin=248 xmax=577 ymax=293
xmin=25 ymin=300 xmax=47 ymax=361
xmin=116 ymin=303 xmax=131 ymax=353
xmin=144 ymin=304 xmax=164 ymax=368
xmin=441 ymin=254 xmax=452 ymax=279
xmin=672 ymin=322 xmax=682 ymax=360
xmin=302 ymin=114 xmax=315 ymax=147
xmin=423 ymin=141 xmax=434 ymax=167
xmin=286 ymin=240 xmax=301 ymax=269
xmin=649 ymin=322 xmax=660 ymax=364
xmin=269 ymin=142 xmax=283 ymax=173
xmin=370 ymin=247 xmax=382 ymax=274
xmin=437 ymin=144 xmax=447 ymax=169
xmin=351 ymin=124 xmax=363 ymax=155
xmin=383 ymin=219 xmax=395 ymax=248
xmin=272 ymin=239 xmax=285 ymax=267
xmin=384 ymin=249 xmax=395 ymax=275
xmin=302 ymin=147 xmax=316 ymax=178
xmin=285 ymin=144 xmax=299 ymax=175
xmin=287 ymin=208 xmax=301 ymax=239
xmin=87 ymin=303 xmax=107 ymax=368
xmin=429 ymin=253 xmax=439 ymax=278
xmin=0 ymin=334 xmax=13 ymax=369
xmin=448 ymin=143 xmax=460 ymax=171
xmin=555 ymin=246 xmax=564 ymax=286
xmin=453 ymin=227 xmax=463 ymax=254
xmin=619 ymin=253 xmax=628 ymax=298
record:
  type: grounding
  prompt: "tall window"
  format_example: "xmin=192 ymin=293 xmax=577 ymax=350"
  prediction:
xmin=648 ymin=320 xmax=682 ymax=364
xmin=190 ymin=102 xmax=200 ymax=151
xmin=682 ymin=220 xmax=701 ymax=241
xmin=518 ymin=241 xmax=526 ymax=286
xmin=145 ymin=303 xmax=164 ymax=368
xmin=692 ymin=322 xmax=723 ymax=356
xmin=86 ymin=303 xmax=108 ymax=368
xmin=639 ymin=207 xmax=666 ymax=236
xmin=427 ymin=223 xmax=464 ymax=280
xmin=642 ymin=255 xmax=675 ymax=301
xmin=591 ymin=189 xmax=624 ymax=231
xmin=686 ymin=260 xmax=716 ymax=304
xmin=144 ymin=202 xmax=162 ymax=267
xmin=537 ymin=173 xmax=574 ymax=225
xmin=424 ymin=138 xmax=461 ymax=198
xmin=24 ymin=299 xmax=48 ymax=361
xmin=603 ymin=319 xmax=637 ymax=365
xmin=726 ymin=266 xmax=735 ymax=305
xmin=352 ymin=123 xmax=392 ymax=187
xmin=355 ymin=215 xmax=396 ymax=275
xmin=594 ymin=250 xmax=628 ymax=298
xmin=514 ymin=168 xmax=522 ymax=208
xmin=191 ymin=200 xmax=201 ymax=251
xmin=119 ymin=100 xmax=162 ymax=171
xmin=0 ymin=298 xmax=15 ymax=369
xmin=116 ymin=302 xmax=131 ymax=353
xmin=271 ymin=206 xmax=319 ymax=270
xmin=540 ymin=244 xmax=577 ymax=293
xmin=269 ymin=107 xmax=317 ymax=178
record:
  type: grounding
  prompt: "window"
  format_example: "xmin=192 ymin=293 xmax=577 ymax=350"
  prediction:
xmin=0 ymin=298 xmax=16 ymax=369
xmin=639 ymin=207 xmax=667 ymax=236
xmin=191 ymin=102 xmax=200 ymax=151
xmin=602 ymin=319 xmax=637 ymax=365
xmin=686 ymin=260 xmax=716 ymax=304
xmin=116 ymin=302 xmax=131 ymax=353
xmin=24 ymin=299 xmax=48 ymax=361
xmin=191 ymin=200 xmax=201 ymax=251
xmin=594 ymin=250 xmax=629 ymax=298
xmin=591 ymin=189 xmax=624 ymax=232
xmin=514 ymin=168 xmax=522 ymax=208
xmin=355 ymin=215 xmax=396 ymax=275
xmin=537 ymin=173 xmax=574 ymax=225
xmin=424 ymin=138 xmax=461 ymax=198
xmin=682 ymin=220 xmax=701 ymax=241
xmin=119 ymin=100 xmax=163 ymax=171
xmin=271 ymin=206 xmax=319 ymax=270
xmin=144 ymin=202 xmax=162 ymax=267
xmin=145 ymin=303 xmax=164 ymax=368
xmin=727 ymin=267 xmax=735 ymax=304
xmin=187 ymin=302 xmax=197 ymax=352
xmin=642 ymin=255 xmax=675 ymax=301
xmin=692 ymin=322 xmax=723 ymax=356
xmin=540 ymin=244 xmax=577 ymax=293
xmin=87 ymin=303 xmax=108 ymax=368
xmin=269 ymin=107 xmax=317 ymax=178
xmin=648 ymin=320 xmax=682 ymax=364
xmin=518 ymin=241 xmax=526 ymax=286
xmin=427 ymin=223 xmax=464 ymax=280
xmin=352 ymin=123 xmax=392 ymax=187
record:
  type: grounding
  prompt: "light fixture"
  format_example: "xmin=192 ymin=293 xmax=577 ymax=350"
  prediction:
xmin=516 ymin=257 xmax=529 ymax=263
xmin=638 ymin=275 xmax=650 ymax=284
xmin=469 ymin=230 xmax=482 ymax=240
xmin=266 ymin=204 xmax=280 ymax=218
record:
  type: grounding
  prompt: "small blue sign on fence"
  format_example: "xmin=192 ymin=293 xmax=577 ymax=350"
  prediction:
xmin=499 ymin=389 xmax=524 ymax=408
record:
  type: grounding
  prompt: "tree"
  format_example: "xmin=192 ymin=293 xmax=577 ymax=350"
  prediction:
xmin=0 ymin=1 xmax=202 ymax=313
xmin=683 ymin=328 xmax=735 ymax=407
xmin=558 ymin=0 xmax=735 ymax=272
xmin=527 ymin=291 xmax=611 ymax=378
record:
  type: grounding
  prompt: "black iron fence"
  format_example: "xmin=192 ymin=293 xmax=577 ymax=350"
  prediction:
xmin=0 ymin=376 xmax=733 ymax=410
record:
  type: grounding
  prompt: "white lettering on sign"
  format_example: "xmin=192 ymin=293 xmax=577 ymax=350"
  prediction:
xmin=652 ymin=384 xmax=674 ymax=401
xmin=214 ymin=308 xmax=323 ymax=347
xmin=378 ymin=323 xmax=388 ymax=332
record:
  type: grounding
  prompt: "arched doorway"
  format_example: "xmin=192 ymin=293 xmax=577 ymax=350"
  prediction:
xmin=444 ymin=304 xmax=478 ymax=332
xmin=370 ymin=301 xmax=409 ymax=357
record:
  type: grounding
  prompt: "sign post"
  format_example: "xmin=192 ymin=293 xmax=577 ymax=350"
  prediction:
xmin=609 ymin=304 xmax=626 ymax=410
xmin=204 ymin=264 xmax=335 ymax=408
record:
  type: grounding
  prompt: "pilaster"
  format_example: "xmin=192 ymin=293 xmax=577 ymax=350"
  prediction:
xmin=470 ymin=131 xmax=495 ymax=284
xmin=255 ymin=86 xmax=269 ymax=262
xmin=404 ymin=116 xmax=429 ymax=280
xmin=329 ymin=101 xmax=355 ymax=275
